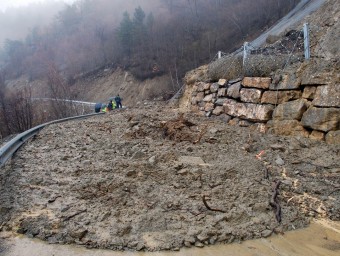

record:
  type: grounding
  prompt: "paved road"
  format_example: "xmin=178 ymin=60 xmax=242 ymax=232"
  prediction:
xmin=250 ymin=0 xmax=326 ymax=48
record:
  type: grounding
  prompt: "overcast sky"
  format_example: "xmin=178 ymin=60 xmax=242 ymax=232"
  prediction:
xmin=0 ymin=0 xmax=76 ymax=11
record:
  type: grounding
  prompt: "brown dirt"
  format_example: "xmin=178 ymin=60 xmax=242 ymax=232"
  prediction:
xmin=0 ymin=102 xmax=339 ymax=251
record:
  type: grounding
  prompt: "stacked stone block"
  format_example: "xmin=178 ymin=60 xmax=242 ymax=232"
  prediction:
xmin=189 ymin=76 xmax=340 ymax=144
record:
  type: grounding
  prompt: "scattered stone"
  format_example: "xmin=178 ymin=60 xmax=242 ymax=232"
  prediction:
xmin=210 ymin=83 xmax=220 ymax=93
xmin=195 ymin=241 xmax=205 ymax=248
xmin=217 ymin=88 xmax=227 ymax=97
xmin=212 ymin=106 xmax=224 ymax=116
xmin=275 ymin=156 xmax=285 ymax=166
xmin=261 ymin=230 xmax=272 ymax=238
xmin=203 ymin=94 xmax=213 ymax=102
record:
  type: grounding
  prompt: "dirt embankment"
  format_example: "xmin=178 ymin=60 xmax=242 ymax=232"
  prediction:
xmin=0 ymin=103 xmax=339 ymax=251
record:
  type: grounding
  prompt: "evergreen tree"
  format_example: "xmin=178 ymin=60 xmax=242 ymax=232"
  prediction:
xmin=118 ymin=11 xmax=133 ymax=56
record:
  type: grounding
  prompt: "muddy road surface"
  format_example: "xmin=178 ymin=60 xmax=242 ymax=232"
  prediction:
xmin=0 ymin=102 xmax=339 ymax=252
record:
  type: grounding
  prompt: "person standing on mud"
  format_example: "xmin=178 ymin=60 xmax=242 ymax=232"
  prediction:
xmin=115 ymin=94 xmax=122 ymax=108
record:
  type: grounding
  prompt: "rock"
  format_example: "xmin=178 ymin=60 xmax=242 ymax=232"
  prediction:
xmin=136 ymin=242 xmax=145 ymax=251
xmin=269 ymin=120 xmax=310 ymax=137
xmin=204 ymin=83 xmax=211 ymax=90
xmin=177 ymin=169 xmax=189 ymax=175
xmin=197 ymin=233 xmax=209 ymax=242
xmin=242 ymin=77 xmax=271 ymax=89
xmin=215 ymin=98 xmax=230 ymax=106
xmin=301 ymin=107 xmax=340 ymax=132
xmin=228 ymin=78 xmax=242 ymax=84
xmin=269 ymin=73 xmax=301 ymax=90
xmin=194 ymin=241 xmax=205 ymax=248
xmin=205 ymin=111 xmax=212 ymax=117
xmin=217 ymin=88 xmax=227 ymax=97
xmin=70 ymin=228 xmax=88 ymax=239
xmin=218 ymin=114 xmax=232 ymax=123
xmin=227 ymin=82 xmax=241 ymax=99
xmin=240 ymin=88 xmax=262 ymax=103
xmin=203 ymin=94 xmax=213 ymax=102
xmin=178 ymin=156 xmax=205 ymax=165
xmin=204 ymin=102 xmax=215 ymax=112
xmin=148 ymin=156 xmax=156 ymax=164
xmin=270 ymin=144 xmax=285 ymax=151
xmin=184 ymin=241 xmax=192 ymax=247
xmin=302 ymin=86 xmax=317 ymax=100
xmin=195 ymin=92 xmax=205 ymax=102
xmin=275 ymin=156 xmax=285 ymax=166
xmin=273 ymin=99 xmax=309 ymax=121
xmin=223 ymin=99 xmax=274 ymax=122
xmin=261 ymin=90 xmax=302 ymax=104
xmin=325 ymin=130 xmax=340 ymax=144
xmin=126 ymin=170 xmax=137 ymax=177
xmin=218 ymin=79 xmax=227 ymax=86
xmin=312 ymin=85 xmax=340 ymax=107
xmin=210 ymin=83 xmax=220 ymax=93
xmin=239 ymin=120 xmax=253 ymax=127
xmin=261 ymin=230 xmax=272 ymax=238
xmin=309 ymin=130 xmax=325 ymax=141
xmin=131 ymin=151 xmax=146 ymax=159
xmin=197 ymin=82 xmax=205 ymax=92
xmin=212 ymin=106 xmax=224 ymax=116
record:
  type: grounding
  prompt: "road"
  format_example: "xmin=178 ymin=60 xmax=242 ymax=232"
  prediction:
xmin=250 ymin=0 xmax=326 ymax=48
xmin=2 ymin=220 xmax=340 ymax=256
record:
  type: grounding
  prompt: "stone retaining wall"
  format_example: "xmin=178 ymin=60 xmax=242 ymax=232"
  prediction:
xmin=189 ymin=77 xmax=340 ymax=144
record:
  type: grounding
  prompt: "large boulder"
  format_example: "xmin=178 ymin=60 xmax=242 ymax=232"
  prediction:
xmin=223 ymin=99 xmax=274 ymax=122
xmin=242 ymin=77 xmax=271 ymax=89
xmin=240 ymin=88 xmax=262 ymax=103
xmin=269 ymin=73 xmax=301 ymax=90
xmin=312 ymin=85 xmax=340 ymax=107
xmin=268 ymin=120 xmax=310 ymax=137
xmin=227 ymin=82 xmax=241 ymax=99
xmin=261 ymin=90 xmax=302 ymax=104
xmin=325 ymin=131 xmax=340 ymax=144
xmin=301 ymin=107 xmax=340 ymax=132
xmin=273 ymin=99 xmax=309 ymax=121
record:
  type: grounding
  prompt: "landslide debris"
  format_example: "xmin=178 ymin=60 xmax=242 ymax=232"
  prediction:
xmin=0 ymin=102 xmax=339 ymax=251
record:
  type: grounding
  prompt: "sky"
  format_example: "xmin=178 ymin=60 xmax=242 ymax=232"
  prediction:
xmin=0 ymin=0 xmax=76 ymax=11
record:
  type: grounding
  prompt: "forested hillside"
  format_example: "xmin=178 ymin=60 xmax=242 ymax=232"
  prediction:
xmin=0 ymin=0 xmax=299 ymax=81
xmin=0 ymin=0 xmax=300 ymax=138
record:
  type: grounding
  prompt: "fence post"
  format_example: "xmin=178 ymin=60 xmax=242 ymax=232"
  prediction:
xmin=303 ymin=23 xmax=310 ymax=60
xmin=243 ymin=42 xmax=249 ymax=67
xmin=218 ymin=51 xmax=222 ymax=59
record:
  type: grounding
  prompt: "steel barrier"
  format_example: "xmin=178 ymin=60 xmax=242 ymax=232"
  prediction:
xmin=0 ymin=112 xmax=105 ymax=168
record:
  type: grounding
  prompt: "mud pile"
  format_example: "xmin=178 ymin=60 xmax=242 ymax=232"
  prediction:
xmin=0 ymin=102 xmax=339 ymax=251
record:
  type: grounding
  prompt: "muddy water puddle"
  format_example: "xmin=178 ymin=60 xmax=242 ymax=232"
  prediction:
xmin=1 ymin=219 xmax=340 ymax=256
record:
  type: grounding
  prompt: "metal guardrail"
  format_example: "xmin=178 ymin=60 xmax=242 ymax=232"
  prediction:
xmin=0 ymin=112 xmax=105 ymax=168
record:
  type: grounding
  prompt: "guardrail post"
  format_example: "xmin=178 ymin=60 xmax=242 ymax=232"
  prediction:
xmin=303 ymin=23 xmax=310 ymax=60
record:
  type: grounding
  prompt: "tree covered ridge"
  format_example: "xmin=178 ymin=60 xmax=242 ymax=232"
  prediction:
xmin=0 ymin=0 xmax=299 ymax=83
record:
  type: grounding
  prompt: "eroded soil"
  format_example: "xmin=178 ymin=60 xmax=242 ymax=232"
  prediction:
xmin=0 ymin=102 xmax=339 ymax=251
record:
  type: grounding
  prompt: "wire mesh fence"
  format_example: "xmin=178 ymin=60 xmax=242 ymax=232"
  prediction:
xmin=208 ymin=23 xmax=325 ymax=81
